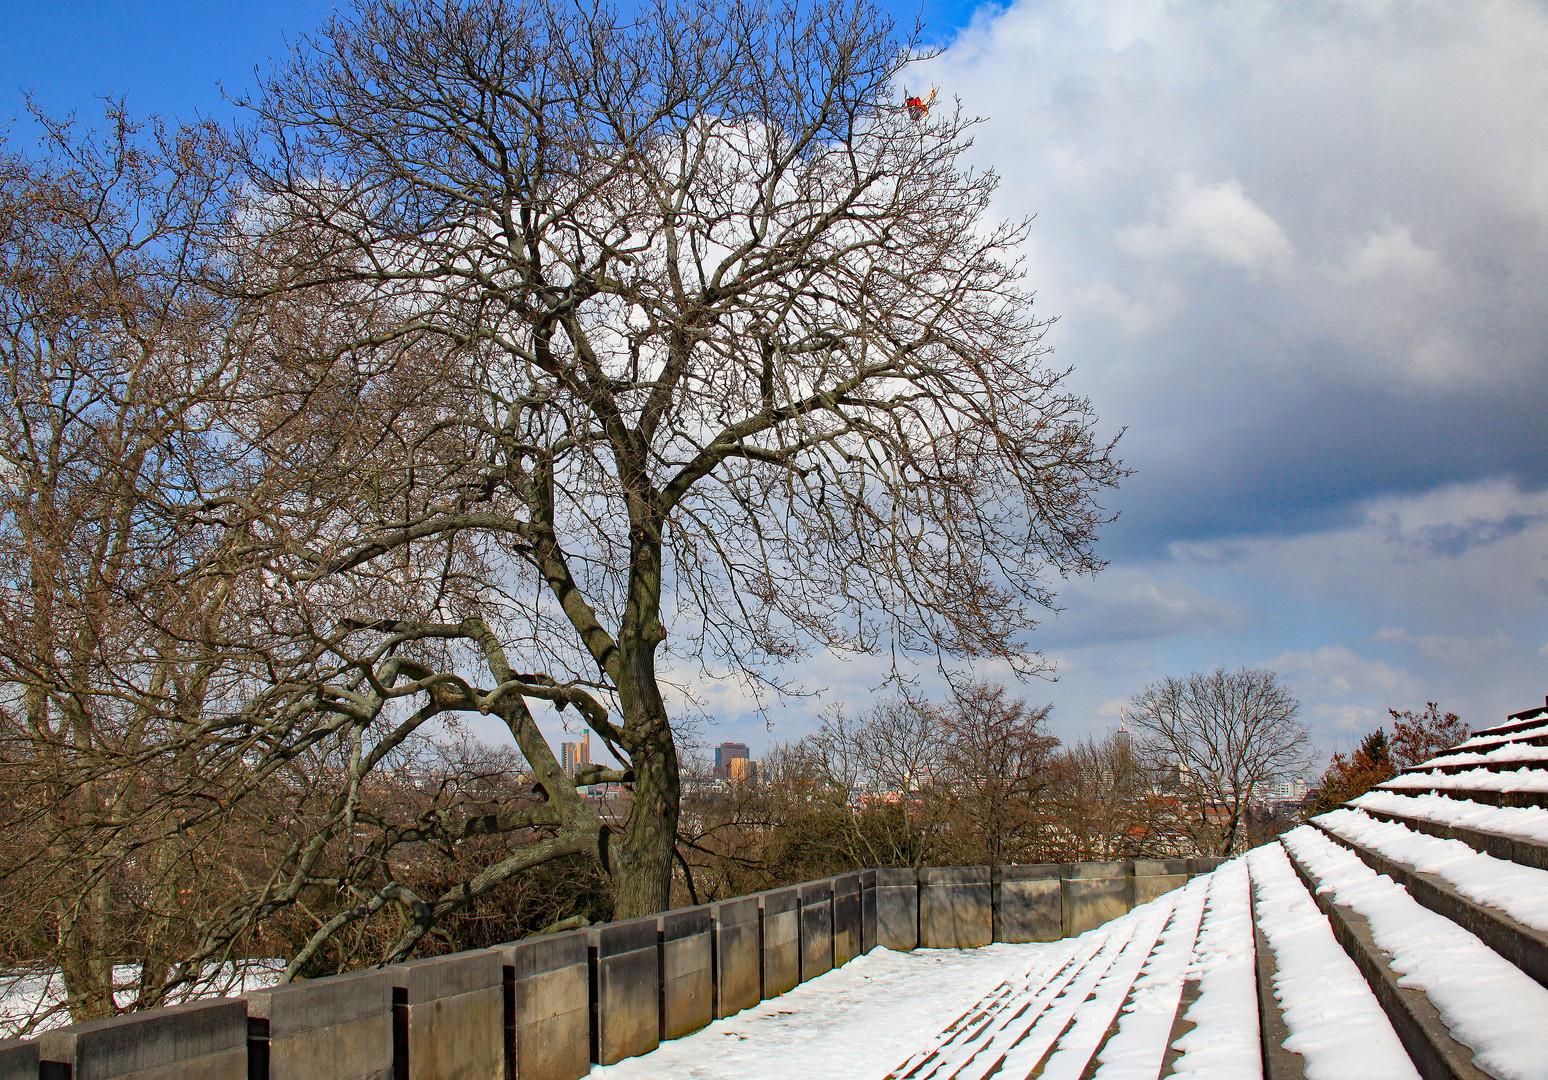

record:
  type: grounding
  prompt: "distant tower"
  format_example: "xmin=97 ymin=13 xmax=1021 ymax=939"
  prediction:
xmin=1115 ymin=707 xmax=1133 ymax=756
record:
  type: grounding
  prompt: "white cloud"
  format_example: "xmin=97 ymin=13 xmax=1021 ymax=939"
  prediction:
xmin=1269 ymin=644 xmax=1409 ymax=700
xmin=926 ymin=0 xmax=1548 ymax=407
xmin=1118 ymin=175 xmax=1293 ymax=280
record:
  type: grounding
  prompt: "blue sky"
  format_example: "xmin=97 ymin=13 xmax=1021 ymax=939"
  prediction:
xmin=8 ymin=0 xmax=1546 ymax=769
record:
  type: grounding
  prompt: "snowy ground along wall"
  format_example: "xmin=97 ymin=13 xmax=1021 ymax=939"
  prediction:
xmin=0 ymin=859 xmax=1222 ymax=1080
xmin=11 ymin=692 xmax=1548 ymax=1080
xmin=583 ymin=700 xmax=1548 ymax=1080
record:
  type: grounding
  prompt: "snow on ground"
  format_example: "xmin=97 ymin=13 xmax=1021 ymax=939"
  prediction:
xmin=0 ymin=961 xmax=283 ymax=1038
xmin=1350 ymin=790 xmax=1548 ymax=844
xmin=1282 ymin=825 xmax=1548 ymax=1080
xmin=1246 ymin=843 xmax=1418 ymax=1080
xmin=586 ymin=942 xmax=1061 ymax=1080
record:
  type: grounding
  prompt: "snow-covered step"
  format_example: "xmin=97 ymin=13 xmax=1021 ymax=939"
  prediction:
xmin=1310 ymin=811 xmax=1548 ymax=990
xmin=1036 ymin=897 xmax=1185 ymax=1079
xmin=1379 ymin=767 xmax=1548 ymax=810
xmin=1282 ymin=825 xmax=1548 ymax=1080
xmin=1350 ymin=791 xmax=1548 ymax=871
xmin=887 ymin=938 xmax=1105 ymax=1079
xmin=1463 ymin=708 xmax=1548 ymax=745
xmin=1084 ymin=878 xmax=1209 ymax=1079
xmin=1435 ymin=725 xmax=1548 ymax=760
xmin=970 ymin=908 xmax=1167 ymax=1078
xmin=1156 ymin=859 xmax=1262 ymax=1080
xmin=881 ymin=880 xmax=1219 ymax=1080
xmin=1247 ymin=842 xmax=1417 ymax=1080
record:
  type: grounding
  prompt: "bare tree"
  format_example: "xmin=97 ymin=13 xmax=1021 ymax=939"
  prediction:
xmin=1046 ymin=733 xmax=1173 ymax=861
xmin=934 ymin=682 xmax=1059 ymax=865
xmin=0 ymin=104 xmax=278 ymax=1024
xmin=0 ymin=0 xmax=1124 ymax=1003
xmin=192 ymin=0 xmax=1124 ymax=952
xmin=1127 ymin=668 xmax=1310 ymax=856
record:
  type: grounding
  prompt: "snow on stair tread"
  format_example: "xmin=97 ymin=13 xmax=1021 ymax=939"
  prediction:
xmin=985 ymin=924 xmax=1148 ymax=1079
xmin=922 ymin=935 xmax=1115 ymax=1080
xmin=1162 ymin=858 xmax=1262 ymax=1080
xmin=901 ymin=908 xmax=1156 ymax=1080
xmin=1087 ymin=877 xmax=1210 ymax=1080
xmin=1414 ymin=741 xmax=1548 ymax=769
xmin=908 ymin=941 xmax=1109 ymax=1080
xmin=1381 ymin=767 xmax=1548 ymax=793
xmin=1036 ymin=899 xmax=1179 ymax=1080
xmin=1445 ymin=723 xmax=1548 ymax=755
xmin=1350 ymin=790 xmax=1548 ymax=846
xmin=1282 ymin=824 xmax=1548 ymax=1080
xmin=1246 ymin=842 xmax=1419 ymax=1080
xmin=889 ymin=938 xmax=1100 ymax=1080
xmin=1316 ymin=807 xmax=1548 ymax=934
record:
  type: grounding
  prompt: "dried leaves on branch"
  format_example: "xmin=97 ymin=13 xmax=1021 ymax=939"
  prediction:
xmin=0 ymin=0 xmax=1124 ymax=1022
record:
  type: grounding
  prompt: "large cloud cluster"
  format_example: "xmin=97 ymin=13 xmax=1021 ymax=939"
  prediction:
xmin=901 ymin=0 xmax=1548 ymax=746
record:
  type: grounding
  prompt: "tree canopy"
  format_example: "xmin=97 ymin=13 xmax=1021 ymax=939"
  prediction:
xmin=0 ymin=0 xmax=1125 ymax=1014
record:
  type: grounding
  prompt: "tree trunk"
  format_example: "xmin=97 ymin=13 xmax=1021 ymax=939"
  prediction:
xmin=609 ymin=648 xmax=680 ymax=918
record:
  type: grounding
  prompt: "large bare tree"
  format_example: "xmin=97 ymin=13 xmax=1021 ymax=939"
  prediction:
xmin=1127 ymin=667 xmax=1310 ymax=856
xmin=213 ymin=0 xmax=1122 ymax=942
xmin=1 ymin=0 xmax=1125 ymax=999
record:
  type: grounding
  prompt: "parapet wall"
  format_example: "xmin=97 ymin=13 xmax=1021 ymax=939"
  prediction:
xmin=0 ymin=858 xmax=1222 ymax=1080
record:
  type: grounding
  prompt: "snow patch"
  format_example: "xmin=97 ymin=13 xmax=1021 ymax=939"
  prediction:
xmin=1245 ymin=843 xmax=1417 ymax=1080
xmin=1282 ymin=825 xmax=1548 ymax=1080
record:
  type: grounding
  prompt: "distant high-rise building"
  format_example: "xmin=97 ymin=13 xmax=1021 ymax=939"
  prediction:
xmin=714 ymin=741 xmax=749 ymax=779
xmin=562 ymin=732 xmax=591 ymax=778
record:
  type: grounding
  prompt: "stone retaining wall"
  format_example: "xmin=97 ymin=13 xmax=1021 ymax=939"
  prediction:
xmin=8 ymin=859 xmax=1219 ymax=1080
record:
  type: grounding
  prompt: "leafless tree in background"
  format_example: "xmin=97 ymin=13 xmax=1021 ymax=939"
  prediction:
xmin=205 ymin=0 xmax=1122 ymax=944
xmin=1126 ymin=668 xmax=1310 ymax=856
xmin=934 ymin=682 xmax=1059 ymax=865
xmin=678 ymin=683 xmax=1059 ymax=889
xmin=0 ymin=104 xmax=269 ymax=1027
xmin=1046 ymin=733 xmax=1172 ymax=860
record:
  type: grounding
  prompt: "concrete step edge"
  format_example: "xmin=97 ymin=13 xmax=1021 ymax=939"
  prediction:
xmin=1282 ymin=841 xmax=1491 ymax=1080
xmin=1311 ymin=820 xmax=1548 ymax=991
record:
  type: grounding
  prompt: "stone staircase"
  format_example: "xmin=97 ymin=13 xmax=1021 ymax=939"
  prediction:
xmin=885 ymin=697 xmax=1548 ymax=1080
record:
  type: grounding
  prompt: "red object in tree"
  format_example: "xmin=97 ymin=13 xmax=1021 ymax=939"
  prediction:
xmin=904 ymin=88 xmax=936 ymax=120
